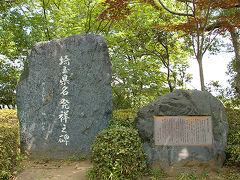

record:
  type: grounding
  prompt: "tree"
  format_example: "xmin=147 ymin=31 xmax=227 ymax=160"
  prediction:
xmin=0 ymin=0 xmax=113 ymax=106
xmin=99 ymin=0 xmax=240 ymax=91
xmin=217 ymin=9 xmax=240 ymax=95
xmin=0 ymin=0 xmax=113 ymax=58
xmin=0 ymin=0 xmax=32 ymax=60
xmin=200 ymin=2 xmax=240 ymax=94
xmin=108 ymin=3 xmax=191 ymax=109
xmin=0 ymin=59 xmax=21 ymax=108
xmin=153 ymin=0 xmax=239 ymax=91
xmin=1 ymin=0 xmax=192 ymax=110
xmin=230 ymin=28 xmax=240 ymax=95
xmin=25 ymin=0 xmax=113 ymax=39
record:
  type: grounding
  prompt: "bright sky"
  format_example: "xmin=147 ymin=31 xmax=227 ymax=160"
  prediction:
xmin=186 ymin=52 xmax=234 ymax=90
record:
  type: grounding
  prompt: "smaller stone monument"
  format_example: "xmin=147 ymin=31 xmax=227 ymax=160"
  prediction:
xmin=135 ymin=90 xmax=228 ymax=170
xmin=16 ymin=34 xmax=113 ymax=158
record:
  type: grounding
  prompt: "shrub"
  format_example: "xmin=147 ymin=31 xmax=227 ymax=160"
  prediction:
xmin=108 ymin=109 xmax=136 ymax=128
xmin=90 ymin=126 xmax=147 ymax=179
xmin=0 ymin=109 xmax=18 ymax=125
xmin=112 ymin=109 xmax=136 ymax=121
xmin=0 ymin=123 xmax=19 ymax=179
xmin=225 ymin=107 xmax=240 ymax=166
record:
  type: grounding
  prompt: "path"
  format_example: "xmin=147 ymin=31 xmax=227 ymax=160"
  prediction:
xmin=14 ymin=159 xmax=240 ymax=180
xmin=14 ymin=160 xmax=92 ymax=180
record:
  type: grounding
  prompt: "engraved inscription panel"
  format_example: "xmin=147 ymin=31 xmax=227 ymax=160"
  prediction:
xmin=154 ymin=116 xmax=213 ymax=146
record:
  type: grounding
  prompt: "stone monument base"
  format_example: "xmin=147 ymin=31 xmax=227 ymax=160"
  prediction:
xmin=135 ymin=90 xmax=228 ymax=170
xmin=152 ymin=157 xmax=225 ymax=171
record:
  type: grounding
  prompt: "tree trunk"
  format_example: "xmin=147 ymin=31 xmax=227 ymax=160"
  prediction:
xmin=230 ymin=28 xmax=240 ymax=95
xmin=197 ymin=55 xmax=205 ymax=91
xmin=167 ymin=65 xmax=174 ymax=92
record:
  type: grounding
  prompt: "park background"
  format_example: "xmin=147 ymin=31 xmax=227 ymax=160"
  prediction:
xmin=0 ymin=0 xmax=239 ymax=179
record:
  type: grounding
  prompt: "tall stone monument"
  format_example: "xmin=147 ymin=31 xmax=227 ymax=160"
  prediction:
xmin=135 ymin=90 xmax=228 ymax=170
xmin=16 ymin=34 xmax=113 ymax=158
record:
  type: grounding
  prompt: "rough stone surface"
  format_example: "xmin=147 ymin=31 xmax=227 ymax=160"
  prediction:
xmin=134 ymin=90 xmax=228 ymax=169
xmin=16 ymin=34 xmax=113 ymax=158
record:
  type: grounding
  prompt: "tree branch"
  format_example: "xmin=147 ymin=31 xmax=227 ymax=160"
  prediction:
xmin=4 ymin=0 xmax=17 ymax=3
xmin=157 ymin=0 xmax=193 ymax=16
xmin=206 ymin=22 xmax=221 ymax=31
xmin=42 ymin=0 xmax=51 ymax=40
xmin=177 ymin=0 xmax=193 ymax=2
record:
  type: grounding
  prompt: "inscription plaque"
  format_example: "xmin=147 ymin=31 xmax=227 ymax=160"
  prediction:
xmin=154 ymin=116 xmax=213 ymax=146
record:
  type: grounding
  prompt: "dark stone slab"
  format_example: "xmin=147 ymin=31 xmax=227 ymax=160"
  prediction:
xmin=16 ymin=34 xmax=113 ymax=158
xmin=134 ymin=90 xmax=228 ymax=169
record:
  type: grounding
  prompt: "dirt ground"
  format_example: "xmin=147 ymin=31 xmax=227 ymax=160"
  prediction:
xmin=14 ymin=159 xmax=240 ymax=180
xmin=14 ymin=160 xmax=92 ymax=180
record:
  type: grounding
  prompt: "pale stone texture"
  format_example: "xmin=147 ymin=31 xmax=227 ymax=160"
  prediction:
xmin=16 ymin=34 xmax=113 ymax=158
xmin=134 ymin=90 xmax=228 ymax=169
xmin=154 ymin=116 xmax=213 ymax=145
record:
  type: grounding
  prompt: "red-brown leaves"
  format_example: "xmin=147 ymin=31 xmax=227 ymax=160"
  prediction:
xmin=211 ymin=0 xmax=240 ymax=9
xmin=215 ymin=11 xmax=240 ymax=33
xmin=156 ymin=0 xmax=240 ymax=34
xmin=98 ymin=0 xmax=240 ymax=35
xmin=98 ymin=0 xmax=160 ymax=20
xmin=98 ymin=0 xmax=131 ymax=20
xmin=155 ymin=17 xmax=207 ymax=34
xmin=193 ymin=0 xmax=240 ymax=10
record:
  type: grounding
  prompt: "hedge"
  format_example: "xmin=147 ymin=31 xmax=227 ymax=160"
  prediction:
xmin=0 ymin=109 xmax=18 ymax=125
xmin=225 ymin=108 xmax=240 ymax=166
xmin=0 ymin=123 xmax=19 ymax=179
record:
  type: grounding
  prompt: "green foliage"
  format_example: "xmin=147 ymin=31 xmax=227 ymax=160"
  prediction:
xmin=0 ymin=0 xmax=192 ymax=111
xmin=65 ymin=154 xmax=87 ymax=162
xmin=0 ymin=60 xmax=21 ymax=108
xmin=90 ymin=126 xmax=147 ymax=179
xmin=108 ymin=109 xmax=136 ymax=128
xmin=0 ymin=109 xmax=18 ymax=124
xmin=216 ymin=167 xmax=240 ymax=180
xmin=33 ymin=157 xmax=51 ymax=164
xmin=226 ymin=57 xmax=240 ymax=98
xmin=109 ymin=3 xmax=191 ymax=110
xmin=148 ymin=168 xmax=168 ymax=179
xmin=0 ymin=109 xmax=22 ymax=179
xmin=0 ymin=0 xmax=111 ymax=105
xmin=225 ymin=107 xmax=240 ymax=166
xmin=86 ymin=167 xmax=98 ymax=180
xmin=0 ymin=123 xmax=19 ymax=180
xmin=206 ymin=80 xmax=240 ymax=109
xmin=176 ymin=171 xmax=197 ymax=180
xmin=0 ymin=0 xmax=49 ymax=62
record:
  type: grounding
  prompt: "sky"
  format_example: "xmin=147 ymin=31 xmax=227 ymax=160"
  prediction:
xmin=186 ymin=52 xmax=234 ymax=91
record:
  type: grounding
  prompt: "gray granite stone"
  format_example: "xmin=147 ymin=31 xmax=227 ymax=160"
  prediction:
xmin=16 ymin=34 xmax=113 ymax=158
xmin=134 ymin=90 xmax=228 ymax=169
